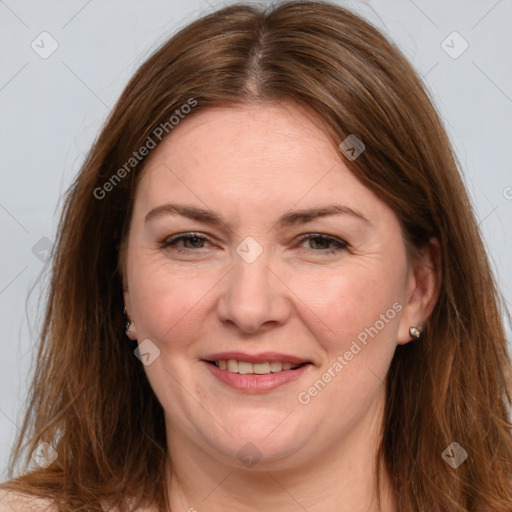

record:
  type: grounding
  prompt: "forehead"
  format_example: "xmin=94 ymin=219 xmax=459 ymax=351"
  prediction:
xmin=145 ymin=103 xmax=336 ymax=172
xmin=135 ymin=103 xmax=389 ymax=224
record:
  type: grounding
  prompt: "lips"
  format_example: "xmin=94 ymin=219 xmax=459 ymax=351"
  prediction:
xmin=211 ymin=360 xmax=303 ymax=374
xmin=202 ymin=351 xmax=309 ymax=366
xmin=201 ymin=352 xmax=313 ymax=392
xmin=203 ymin=360 xmax=311 ymax=393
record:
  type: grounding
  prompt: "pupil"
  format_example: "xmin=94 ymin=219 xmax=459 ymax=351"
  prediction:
xmin=312 ymin=237 xmax=326 ymax=249
xmin=186 ymin=236 xmax=202 ymax=248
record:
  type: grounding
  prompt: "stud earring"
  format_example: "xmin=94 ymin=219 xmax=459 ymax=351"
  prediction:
xmin=123 ymin=307 xmax=135 ymax=334
xmin=409 ymin=326 xmax=422 ymax=339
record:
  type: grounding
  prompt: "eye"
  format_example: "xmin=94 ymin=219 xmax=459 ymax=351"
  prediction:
xmin=159 ymin=232 xmax=347 ymax=255
xmin=161 ymin=232 xmax=210 ymax=251
xmin=297 ymin=233 xmax=347 ymax=254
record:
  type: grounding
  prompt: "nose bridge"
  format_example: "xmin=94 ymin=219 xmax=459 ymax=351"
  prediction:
xmin=218 ymin=245 xmax=289 ymax=333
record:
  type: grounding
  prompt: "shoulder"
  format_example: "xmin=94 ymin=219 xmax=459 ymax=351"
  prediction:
xmin=0 ymin=489 xmax=159 ymax=512
xmin=0 ymin=489 xmax=56 ymax=512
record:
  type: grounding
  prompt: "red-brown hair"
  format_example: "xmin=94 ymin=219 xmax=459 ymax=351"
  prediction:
xmin=2 ymin=2 xmax=511 ymax=511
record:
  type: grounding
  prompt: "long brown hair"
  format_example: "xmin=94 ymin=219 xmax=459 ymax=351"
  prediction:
xmin=2 ymin=2 xmax=511 ymax=511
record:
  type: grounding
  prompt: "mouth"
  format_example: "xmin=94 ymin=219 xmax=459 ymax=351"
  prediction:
xmin=201 ymin=353 xmax=313 ymax=393
xmin=205 ymin=359 xmax=307 ymax=374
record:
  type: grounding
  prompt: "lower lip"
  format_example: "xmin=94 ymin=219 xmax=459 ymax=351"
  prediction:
xmin=203 ymin=361 xmax=311 ymax=393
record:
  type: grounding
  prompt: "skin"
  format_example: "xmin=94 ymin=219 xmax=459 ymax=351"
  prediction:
xmin=122 ymin=103 xmax=440 ymax=512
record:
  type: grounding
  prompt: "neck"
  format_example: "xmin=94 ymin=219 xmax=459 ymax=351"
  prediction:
xmin=165 ymin=387 xmax=397 ymax=512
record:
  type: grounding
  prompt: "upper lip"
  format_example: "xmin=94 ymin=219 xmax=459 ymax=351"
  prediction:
xmin=202 ymin=352 xmax=311 ymax=365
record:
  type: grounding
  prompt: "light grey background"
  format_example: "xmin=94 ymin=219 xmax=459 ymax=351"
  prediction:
xmin=1 ymin=0 xmax=511 ymax=479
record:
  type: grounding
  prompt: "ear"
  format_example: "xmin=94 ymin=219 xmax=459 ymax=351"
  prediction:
xmin=123 ymin=290 xmax=138 ymax=341
xmin=120 ymin=237 xmax=138 ymax=340
xmin=397 ymin=237 xmax=441 ymax=345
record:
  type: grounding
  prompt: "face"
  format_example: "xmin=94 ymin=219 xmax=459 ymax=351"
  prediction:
xmin=123 ymin=103 xmax=424 ymax=469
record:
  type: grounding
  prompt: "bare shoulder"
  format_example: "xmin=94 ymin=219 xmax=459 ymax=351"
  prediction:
xmin=0 ymin=489 xmax=160 ymax=512
xmin=0 ymin=489 xmax=56 ymax=512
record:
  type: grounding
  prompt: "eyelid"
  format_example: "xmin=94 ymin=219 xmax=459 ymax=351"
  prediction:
xmin=159 ymin=232 xmax=348 ymax=252
xmin=296 ymin=233 xmax=348 ymax=248
xmin=161 ymin=232 xmax=210 ymax=247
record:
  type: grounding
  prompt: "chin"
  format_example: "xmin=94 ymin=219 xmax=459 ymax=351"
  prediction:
xmin=204 ymin=417 xmax=312 ymax=469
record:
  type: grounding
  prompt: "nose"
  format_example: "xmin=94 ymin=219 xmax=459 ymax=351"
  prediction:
xmin=216 ymin=250 xmax=291 ymax=334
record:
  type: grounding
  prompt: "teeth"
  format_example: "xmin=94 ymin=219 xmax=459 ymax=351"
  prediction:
xmin=238 ymin=361 xmax=253 ymax=374
xmin=253 ymin=362 xmax=270 ymax=374
xmin=270 ymin=361 xmax=283 ymax=372
xmin=213 ymin=360 xmax=302 ymax=374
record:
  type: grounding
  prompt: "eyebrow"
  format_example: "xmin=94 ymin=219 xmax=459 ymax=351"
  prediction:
xmin=144 ymin=203 xmax=371 ymax=228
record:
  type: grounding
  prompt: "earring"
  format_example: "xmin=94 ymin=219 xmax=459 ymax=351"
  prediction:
xmin=409 ymin=326 xmax=422 ymax=339
xmin=124 ymin=307 xmax=134 ymax=333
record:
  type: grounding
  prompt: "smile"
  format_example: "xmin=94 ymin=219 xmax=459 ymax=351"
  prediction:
xmin=209 ymin=360 xmax=304 ymax=374
xmin=202 ymin=355 xmax=312 ymax=393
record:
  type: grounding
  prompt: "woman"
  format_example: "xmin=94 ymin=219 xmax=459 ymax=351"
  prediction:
xmin=1 ymin=1 xmax=511 ymax=511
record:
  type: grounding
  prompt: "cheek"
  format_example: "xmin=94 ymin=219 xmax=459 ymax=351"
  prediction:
xmin=127 ymin=253 xmax=223 ymax=345
xmin=284 ymin=258 xmax=405 ymax=384
xmin=287 ymin=260 xmax=405 ymax=356
xmin=290 ymin=266 xmax=404 ymax=417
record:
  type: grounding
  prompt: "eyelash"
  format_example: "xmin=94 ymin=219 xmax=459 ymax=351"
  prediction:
xmin=160 ymin=232 xmax=348 ymax=255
